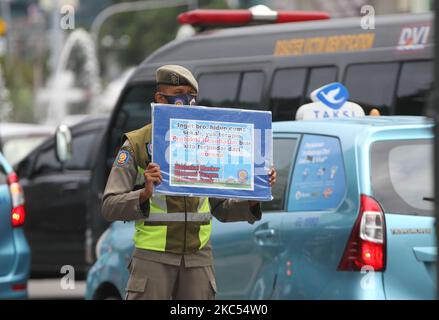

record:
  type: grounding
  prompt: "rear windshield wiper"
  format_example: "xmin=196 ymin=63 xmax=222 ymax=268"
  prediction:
xmin=423 ymin=197 xmax=434 ymax=202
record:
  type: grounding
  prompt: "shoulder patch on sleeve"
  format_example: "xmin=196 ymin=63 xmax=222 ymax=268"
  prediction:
xmin=114 ymin=149 xmax=131 ymax=167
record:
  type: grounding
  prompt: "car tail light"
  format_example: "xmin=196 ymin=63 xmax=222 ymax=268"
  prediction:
xmin=338 ymin=195 xmax=386 ymax=271
xmin=11 ymin=283 xmax=27 ymax=291
xmin=7 ymin=172 xmax=26 ymax=228
xmin=178 ymin=6 xmax=330 ymax=26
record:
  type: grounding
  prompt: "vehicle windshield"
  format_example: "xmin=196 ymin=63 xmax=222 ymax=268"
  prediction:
xmin=371 ymin=139 xmax=433 ymax=216
xmin=2 ymin=136 xmax=49 ymax=166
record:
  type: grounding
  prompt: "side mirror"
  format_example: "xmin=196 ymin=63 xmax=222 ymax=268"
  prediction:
xmin=55 ymin=124 xmax=72 ymax=164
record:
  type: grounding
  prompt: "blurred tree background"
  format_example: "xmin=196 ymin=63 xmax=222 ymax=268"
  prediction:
xmin=1 ymin=57 xmax=35 ymax=122
xmin=1 ymin=0 xmax=231 ymax=122
xmin=0 ymin=0 xmax=273 ymax=122
xmin=98 ymin=0 xmax=229 ymax=79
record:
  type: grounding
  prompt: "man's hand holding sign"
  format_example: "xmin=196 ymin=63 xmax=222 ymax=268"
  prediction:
xmin=139 ymin=163 xmax=162 ymax=204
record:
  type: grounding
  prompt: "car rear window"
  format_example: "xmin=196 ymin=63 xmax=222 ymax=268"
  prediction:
xmin=65 ymin=130 xmax=101 ymax=170
xmin=395 ymin=60 xmax=433 ymax=116
xmin=371 ymin=139 xmax=433 ymax=216
xmin=270 ymin=68 xmax=307 ymax=122
xmin=262 ymin=137 xmax=298 ymax=212
xmin=198 ymin=72 xmax=240 ymax=107
xmin=289 ymin=134 xmax=347 ymax=211
xmin=344 ymin=62 xmax=399 ymax=115
xmin=238 ymin=71 xmax=265 ymax=109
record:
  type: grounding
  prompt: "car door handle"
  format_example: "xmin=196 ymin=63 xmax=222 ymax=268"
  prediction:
xmin=413 ymin=247 xmax=437 ymax=263
xmin=254 ymin=229 xmax=279 ymax=246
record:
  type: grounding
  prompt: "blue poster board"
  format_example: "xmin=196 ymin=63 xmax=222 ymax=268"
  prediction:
xmin=152 ymin=104 xmax=273 ymax=201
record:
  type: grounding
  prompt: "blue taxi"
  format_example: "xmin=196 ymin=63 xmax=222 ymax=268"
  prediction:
xmin=86 ymin=116 xmax=435 ymax=300
xmin=0 ymin=152 xmax=30 ymax=299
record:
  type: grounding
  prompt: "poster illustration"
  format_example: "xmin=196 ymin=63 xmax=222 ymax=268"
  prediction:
xmin=289 ymin=134 xmax=346 ymax=211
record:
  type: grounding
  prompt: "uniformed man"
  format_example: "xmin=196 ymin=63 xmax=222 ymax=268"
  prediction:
xmin=102 ymin=65 xmax=277 ymax=300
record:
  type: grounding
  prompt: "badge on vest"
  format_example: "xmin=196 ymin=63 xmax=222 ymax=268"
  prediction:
xmin=114 ymin=149 xmax=130 ymax=167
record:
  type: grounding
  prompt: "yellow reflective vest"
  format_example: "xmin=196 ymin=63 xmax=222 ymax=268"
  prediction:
xmin=124 ymin=124 xmax=212 ymax=254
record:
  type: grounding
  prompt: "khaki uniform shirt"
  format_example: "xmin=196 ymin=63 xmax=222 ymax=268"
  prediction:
xmin=102 ymin=140 xmax=262 ymax=267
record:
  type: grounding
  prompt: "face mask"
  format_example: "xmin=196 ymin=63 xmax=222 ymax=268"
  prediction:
xmin=161 ymin=93 xmax=196 ymax=106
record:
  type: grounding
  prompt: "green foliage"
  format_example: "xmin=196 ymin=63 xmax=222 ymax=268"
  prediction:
xmin=1 ymin=57 xmax=35 ymax=122
xmin=100 ymin=6 xmax=183 ymax=68
xmin=99 ymin=0 xmax=229 ymax=71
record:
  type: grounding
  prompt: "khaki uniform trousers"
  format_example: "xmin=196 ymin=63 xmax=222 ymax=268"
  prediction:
xmin=125 ymin=256 xmax=217 ymax=300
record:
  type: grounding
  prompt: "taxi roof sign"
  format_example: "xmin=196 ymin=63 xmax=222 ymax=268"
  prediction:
xmin=296 ymin=82 xmax=365 ymax=120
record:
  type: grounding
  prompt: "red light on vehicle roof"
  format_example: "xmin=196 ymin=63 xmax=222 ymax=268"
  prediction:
xmin=7 ymin=172 xmax=19 ymax=184
xmin=178 ymin=7 xmax=330 ymax=26
xmin=179 ymin=10 xmax=252 ymax=26
xmin=276 ymin=11 xmax=330 ymax=23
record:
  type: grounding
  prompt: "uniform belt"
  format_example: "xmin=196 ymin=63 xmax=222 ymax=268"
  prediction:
xmin=140 ymin=212 xmax=212 ymax=222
